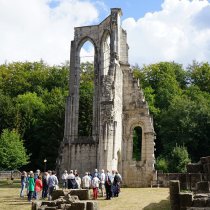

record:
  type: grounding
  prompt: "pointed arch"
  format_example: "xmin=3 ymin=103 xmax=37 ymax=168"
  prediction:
xmin=100 ymin=30 xmax=111 ymax=75
xmin=77 ymin=37 xmax=96 ymax=136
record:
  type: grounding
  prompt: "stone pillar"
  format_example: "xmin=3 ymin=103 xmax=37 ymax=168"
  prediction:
xmin=170 ymin=180 xmax=180 ymax=210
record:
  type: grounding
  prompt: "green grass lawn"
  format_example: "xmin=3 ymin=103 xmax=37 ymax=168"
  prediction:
xmin=0 ymin=180 xmax=170 ymax=210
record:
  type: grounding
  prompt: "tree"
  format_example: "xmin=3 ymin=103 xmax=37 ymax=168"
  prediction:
xmin=168 ymin=145 xmax=191 ymax=173
xmin=155 ymin=156 xmax=168 ymax=173
xmin=78 ymin=62 xmax=94 ymax=136
xmin=159 ymin=88 xmax=210 ymax=161
xmin=187 ymin=61 xmax=210 ymax=93
xmin=0 ymin=129 xmax=29 ymax=170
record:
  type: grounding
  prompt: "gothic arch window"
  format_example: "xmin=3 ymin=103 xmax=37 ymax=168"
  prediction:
xmin=133 ymin=126 xmax=142 ymax=161
xmin=101 ymin=31 xmax=110 ymax=75
xmin=78 ymin=39 xmax=95 ymax=136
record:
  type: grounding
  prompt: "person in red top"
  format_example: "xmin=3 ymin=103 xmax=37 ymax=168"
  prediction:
xmin=35 ymin=175 xmax=43 ymax=200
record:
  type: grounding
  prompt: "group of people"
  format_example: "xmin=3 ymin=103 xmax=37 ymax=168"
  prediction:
xmin=20 ymin=170 xmax=58 ymax=201
xmin=20 ymin=168 xmax=122 ymax=201
xmin=61 ymin=169 xmax=122 ymax=200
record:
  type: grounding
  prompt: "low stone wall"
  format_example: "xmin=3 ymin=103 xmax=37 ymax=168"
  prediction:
xmin=0 ymin=171 xmax=21 ymax=179
xmin=158 ymin=173 xmax=203 ymax=190
xmin=170 ymin=180 xmax=210 ymax=210
xmin=31 ymin=189 xmax=98 ymax=210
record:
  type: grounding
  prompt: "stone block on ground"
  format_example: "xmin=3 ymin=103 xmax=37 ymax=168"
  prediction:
xmin=194 ymin=194 xmax=208 ymax=199
xmin=45 ymin=207 xmax=57 ymax=210
xmin=63 ymin=204 xmax=72 ymax=210
xmin=41 ymin=201 xmax=56 ymax=207
xmin=64 ymin=194 xmax=79 ymax=204
xmin=179 ymin=193 xmax=193 ymax=208
xmin=87 ymin=201 xmax=98 ymax=210
xmin=51 ymin=189 xmax=65 ymax=200
xmin=55 ymin=198 xmax=66 ymax=205
xmin=192 ymin=198 xmax=207 ymax=207
xmin=206 ymin=197 xmax=210 ymax=207
xmin=32 ymin=201 xmax=42 ymax=210
xmin=69 ymin=189 xmax=90 ymax=200
xmin=37 ymin=205 xmax=47 ymax=210
xmin=68 ymin=202 xmax=86 ymax=210
xmin=170 ymin=180 xmax=180 ymax=210
xmin=170 ymin=180 xmax=180 ymax=194
xmin=196 ymin=181 xmax=210 ymax=193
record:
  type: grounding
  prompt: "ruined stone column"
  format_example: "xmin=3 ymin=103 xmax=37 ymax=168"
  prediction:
xmin=170 ymin=180 xmax=180 ymax=210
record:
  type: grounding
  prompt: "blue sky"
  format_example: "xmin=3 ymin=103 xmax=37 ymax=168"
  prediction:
xmin=96 ymin=0 xmax=164 ymax=20
xmin=1 ymin=0 xmax=210 ymax=66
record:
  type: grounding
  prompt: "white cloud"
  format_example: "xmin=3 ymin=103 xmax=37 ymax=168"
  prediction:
xmin=122 ymin=0 xmax=210 ymax=67
xmin=1 ymin=0 xmax=210 ymax=67
xmin=0 ymin=0 xmax=98 ymax=65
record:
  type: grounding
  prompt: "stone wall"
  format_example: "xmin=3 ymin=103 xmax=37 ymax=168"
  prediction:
xmin=169 ymin=156 xmax=210 ymax=210
xmin=0 ymin=170 xmax=21 ymax=179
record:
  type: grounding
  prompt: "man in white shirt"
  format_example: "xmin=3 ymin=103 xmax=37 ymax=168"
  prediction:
xmin=82 ymin=172 xmax=91 ymax=189
xmin=100 ymin=169 xmax=106 ymax=197
xmin=61 ymin=170 xmax=68 ymax=189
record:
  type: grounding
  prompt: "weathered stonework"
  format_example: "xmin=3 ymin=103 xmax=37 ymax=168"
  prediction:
xmin=57 ymin=8 xmax=155 ymax=187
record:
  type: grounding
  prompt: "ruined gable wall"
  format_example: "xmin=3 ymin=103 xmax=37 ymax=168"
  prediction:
xmin=121 ymin=66 xmax=155 ymax=187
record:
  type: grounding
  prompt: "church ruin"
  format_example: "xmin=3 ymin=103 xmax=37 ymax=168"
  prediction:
xmin=57 ymin=8 xmax=155 ymax=187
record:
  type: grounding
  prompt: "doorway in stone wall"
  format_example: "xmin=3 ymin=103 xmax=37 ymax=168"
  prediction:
xmin=78 ymin=40 xmax=95 ymax=136
xmin=133 ymin=126 xmax=142 ymax=161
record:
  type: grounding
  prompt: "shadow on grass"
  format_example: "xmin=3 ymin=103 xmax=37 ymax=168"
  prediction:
xmin=143 ymin=199 xmax=170 ymax=210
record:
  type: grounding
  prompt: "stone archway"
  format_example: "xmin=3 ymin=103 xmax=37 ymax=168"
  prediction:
xmin=57 ymin=8 xmax=155 ymax=187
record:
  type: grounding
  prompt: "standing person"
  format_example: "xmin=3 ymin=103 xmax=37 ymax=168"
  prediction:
xmin=105 ymin=170 xmax=112 ymax=200
xmin=88 ymin=172 xmax=92 ymax=180
xmin=93 ymin=169 xmax=100 ymax=178
xmin=111 ymin=170 xmax=115 ymax=197
xmin=35 ymin=175 xmax=43 ymax=200
xmin=20 ymin=171 xmax=27 ymax=197
xmin=42 ymin=172 xmax=49 ymax=199
xmin=67 ymin=170 xmax=78 ymax=189
xmin=28 ymin=173 xmax=35 ymax=202
xmin=100 ymin=169 xmax=106 ymax=197
xmin=82 ymin=172 xmax=91 ymax=189
xmin=113 ymin=171 xmax=122 ymax=197
xmin=75 ymin=174 xmax=81 ymax=189
xmin=48 ymin=171 xmax=59 ymax=201
xmin=33 ymin=169 xmax=41 ymax=199
xmin=61 ymin=170 xmax=68 ymax=189
xmin=92 ymin=174 xmax=100 ymax=200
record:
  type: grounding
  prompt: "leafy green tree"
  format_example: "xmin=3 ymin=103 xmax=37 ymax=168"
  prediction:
xmin=78 ymin=62 xmax=94 ymax=136
xmin=168 ymin=145 xmax=191 ymax=173
xmin=155 ymin=156 xmax=169 ymax=172
xmin=0 ymin=129 xmax=29 ymax=170
xmin=0 ymin=91 xmax=16 ymax=131
xmin=15 ymin=92 xmax=46 ymax=134
xmin=187 ymin=61 xmax=210 ymax=93
xmin=159 ymin=88 xmax=210 ymax=161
